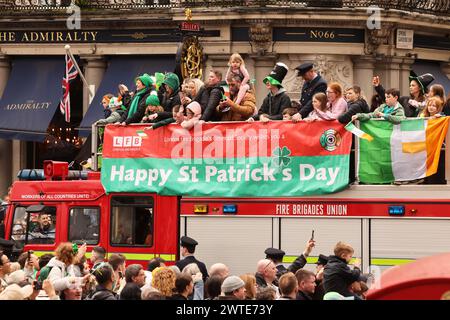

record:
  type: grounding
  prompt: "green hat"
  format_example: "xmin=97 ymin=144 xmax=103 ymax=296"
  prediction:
xmin=163 ymin=73 xmax=180 ymax=91
xmin=145 ymin=94 xmax=160 ymax=106
xmin=263 ymin=62 xmax=288 ymax=87
xmin=263 ymin=76 xmax=281 ymax=87
xmin=135 ymin=73 xmax=153 ymax=88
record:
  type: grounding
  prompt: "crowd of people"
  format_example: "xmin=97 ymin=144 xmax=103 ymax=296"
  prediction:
xmin=96 ymin=52 xmax=449 ymax=131
xmin=93 ymin=52 xmax=450 ymax=185
xmin=0 ymin=235 xmax=370 ymax=300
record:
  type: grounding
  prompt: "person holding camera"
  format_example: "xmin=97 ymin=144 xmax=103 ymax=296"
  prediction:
xmin=216 ymin=74 xmax=256 ymax=122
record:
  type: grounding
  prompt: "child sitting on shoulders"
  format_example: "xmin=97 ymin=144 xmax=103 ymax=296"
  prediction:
xmin=226 ymin=53 xmax=251 ymax=105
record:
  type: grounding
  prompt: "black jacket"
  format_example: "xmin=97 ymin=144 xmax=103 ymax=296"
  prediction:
xmin=443 ymin=100 xmax=450 ymax=116
xmin=275 ymin=254 xmax=307 ymax=279
xmin=168 ymin=294 xmax=188 ymax=300
xmin=255 ymin=272 xmax=268 ymax=288
xmin=312 ymin=279 xmax=326 ymax=300
xmin=338 ymin=98 xmax=370 ymax=124
xmin=197 ymin=84 xmax=223 ymax=122
xmin=120 ymin=88 xmax=151 ymax=125
xmin=299 ymin=74 xmax=328 ymax=118
xmin=119 ymin=282 xmax=142 ymax=300
xmin=254 ymin=88 xmax=292 ymax=120
xmin=87 ymin=285 xmax=118 ymax=300
xmin=296 ymin=290 xmax=313 ymax=301
xmin=323 ymin=255 xmax=360 ymax=297
xmin=175 ymin=255 xmax=209 ymax=282
xmin=158 ymin=87 xmax=181 ymax=113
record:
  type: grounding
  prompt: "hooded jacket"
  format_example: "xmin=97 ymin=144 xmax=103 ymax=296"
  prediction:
xmin=356 ymin=102 xmax=406 ymax=124
xmin=338 ymin=98 xmax=370 ymax=124
xmin=322 ymin=255 xmax=361 ymax=297
xmin=254 ymin=87 xmax=292 ymax=120
xmin=181 ymin=101 xmax=202 ymax=130
xmin=197 ymin=83 xmax=223 ymax=122
xmin=46 ymin=257 xmax=71 ymax=293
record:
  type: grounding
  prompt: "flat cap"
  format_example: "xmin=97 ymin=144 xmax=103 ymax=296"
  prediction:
xmin=265 ymin=248 xmax=286 ymax=260
xmin=316 ymin=254 xmax=329 ymax=266
xmin=295 ymin=62 xmax=314 ymax=75
xmin=180 ymin=236 xmax=198 ymax=247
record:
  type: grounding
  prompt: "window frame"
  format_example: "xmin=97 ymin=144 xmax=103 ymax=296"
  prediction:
xmin=67 ymin=206 xmax=101 ymax=245
xmin=11 ymin=205 xmax=57 ymax=245
xmin=109 ymin=196 xmax=155 ymax=248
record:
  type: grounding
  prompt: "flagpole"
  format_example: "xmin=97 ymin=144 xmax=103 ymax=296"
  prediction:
xmin=64 ymin=45 xmax=95 ymax=97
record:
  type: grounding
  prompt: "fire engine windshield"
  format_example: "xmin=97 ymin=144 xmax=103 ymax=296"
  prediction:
xmin=11 ymin=205 xmax=56 ymax=245
xmin=110 ymin=196 xmax=154 ymax=247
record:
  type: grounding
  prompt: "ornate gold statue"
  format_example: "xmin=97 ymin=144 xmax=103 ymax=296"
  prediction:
xmin=181 ymin=36 xmax=203 ymax=79
xmin=185 ymin=8 xmax=192 ymax=21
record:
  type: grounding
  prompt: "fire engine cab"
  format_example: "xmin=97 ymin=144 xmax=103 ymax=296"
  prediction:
xmin=4 ymin=159 xmax=450 ymax=279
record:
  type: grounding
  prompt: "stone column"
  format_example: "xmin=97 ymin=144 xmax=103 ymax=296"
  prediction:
xmin=0 ymin=55 xmax=12 ymax=197
xmin=81 ymin=55 xmax=107 ymax=115
xmin=399 ymin=57 xmax=415 ymax=96
xmin=352 ymin=56 xmax=376 ymax=100
xmin=375 ymin=56 xmax=403 ymax=92
xmin=250 ymin=55 xmax=277 ymax=108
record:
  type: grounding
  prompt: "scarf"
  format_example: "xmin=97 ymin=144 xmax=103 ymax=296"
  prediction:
xmin=127 ymin=88 xmax=147 ymax=119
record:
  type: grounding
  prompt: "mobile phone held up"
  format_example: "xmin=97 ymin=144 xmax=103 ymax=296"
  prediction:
xmin=311 ymin=230 xmax=314 ymax=241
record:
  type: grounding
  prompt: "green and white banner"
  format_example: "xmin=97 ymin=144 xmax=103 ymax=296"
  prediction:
xmin=101 ymin=121 xmax=352 ymax=197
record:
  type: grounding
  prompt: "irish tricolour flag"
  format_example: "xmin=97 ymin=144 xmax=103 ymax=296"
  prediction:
xmin=356 ymin=118 xmax=449 ymax=184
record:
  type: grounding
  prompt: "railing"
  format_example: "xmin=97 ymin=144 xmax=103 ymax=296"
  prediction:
xmin=1 ymin=0 xmax=449 ymax=16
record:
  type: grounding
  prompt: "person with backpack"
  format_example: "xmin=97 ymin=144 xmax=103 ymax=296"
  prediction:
xmin=41 ymin=243 xmax=89 ymax=296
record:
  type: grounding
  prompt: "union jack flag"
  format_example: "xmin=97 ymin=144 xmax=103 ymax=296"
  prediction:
xmin=59 ymin=53 xmax=78 ymax=122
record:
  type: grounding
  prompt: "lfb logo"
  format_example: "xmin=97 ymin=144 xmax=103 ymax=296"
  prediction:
xmin=113 ymin=136 xmax=142 ymax=148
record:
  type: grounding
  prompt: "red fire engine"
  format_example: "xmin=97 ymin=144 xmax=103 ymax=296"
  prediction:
xmin=4 ymin=158 xmax=450 ymax=273
xmin=2 ymin=123 xmax=450 ymax=299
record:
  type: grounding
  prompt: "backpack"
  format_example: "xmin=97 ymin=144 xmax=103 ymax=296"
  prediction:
xmin=37 ymin=265 xmax=62 ymax=282
xmin=37 ymin=265 xmax=53 ymax=282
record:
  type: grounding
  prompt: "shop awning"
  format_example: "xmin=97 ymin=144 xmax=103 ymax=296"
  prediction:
xmin=79 ymin=55 xmax=174 ymax=135
xmin=0 ymin=57 xmax=64 ymax=142
xmin=412 ymin=61 xmax=450 ymax=96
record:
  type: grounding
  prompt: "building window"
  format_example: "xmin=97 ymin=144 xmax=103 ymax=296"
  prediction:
xmin=110 ymin=196 xmax=154 ymax=247
xmin=68 ymin=207 xmax=100 ymax=245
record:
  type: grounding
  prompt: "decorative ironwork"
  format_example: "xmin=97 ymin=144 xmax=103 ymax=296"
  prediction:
xmin=1 ymin=1 xmax=449 ymax=16
xmin=179 ymin=36 xmax=203 ymax=79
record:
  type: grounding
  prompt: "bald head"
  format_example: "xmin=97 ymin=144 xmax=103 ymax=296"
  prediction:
xmin=257 ymin=259 xmax=277 ymax=284
xmin=209 ymin=263 xmax=229 ymax=279
xmin=257 ymin=259 xmax=272 ymax=273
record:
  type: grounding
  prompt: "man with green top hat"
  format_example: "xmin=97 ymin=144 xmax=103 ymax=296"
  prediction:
xmin=251 ymin=62 xmax=291 ymax=122
xmin=120 ymin=73 xmax=153 ymax=125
